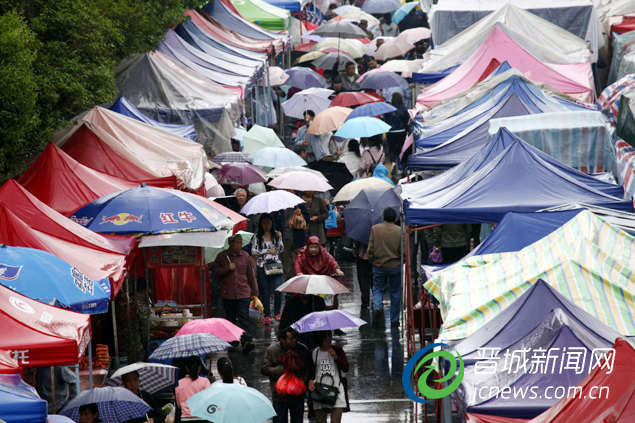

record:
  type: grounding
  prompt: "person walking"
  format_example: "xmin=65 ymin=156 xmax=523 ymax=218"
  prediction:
xmin=308 ymin=330 xmax=350 ymax=423
xmin=301 ymin=191 xmax=329 ymax=246
xmin=261 ymin=327 xmax=313 ymax=423
xmin=212 ymin=234 xmax=259 ymax=353
xmin=353 ymin=241 xmax=373 ymax=309
xmin=358 ymin=135 xmax=385 ymax=178
xmin=279 ymin=293 xmax=327 ymax=349
xmin=252 ymin=213 xmax=285 ymax=324
xmin=367 ymin=208 xmax=402 ymax=327
xmin=384 ymin=92 xmax=410 ymax=165
xmin=175 ymin=356 xmax=212 ymax=421
xmin=431 ymin=224 xmax=472 ymax=264
xmin=122 ymin=370 xmax=165 ymax=423
xmin=35 ymin=366 xmax=77 ymax=413
xmin=212 ymin=357 xmax=247 ymax=386
xmin=295 ymin=236 xmax=345 ymax=277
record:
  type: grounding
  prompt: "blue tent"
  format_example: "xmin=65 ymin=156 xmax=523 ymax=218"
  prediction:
xmin=262 ymin=0 xmax=303 ymax=12
xmin=203 ymin=0 xmax=288 ymax=42
xmin=110 ymin=97 xmax=197 ymax=141
xmin=402 ymin=129 xmax=632 ymax=225
xmin=411 ymin=65 xmax=459 ymax=84
xmin=0 ymin=375 xmax=47 ymax=423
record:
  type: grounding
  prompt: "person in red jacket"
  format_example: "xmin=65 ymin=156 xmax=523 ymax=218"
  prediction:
xmin=294 ymin=236 xmax=345 ymax=277
xmin=308 ymin=330 xmax=350 ymax=423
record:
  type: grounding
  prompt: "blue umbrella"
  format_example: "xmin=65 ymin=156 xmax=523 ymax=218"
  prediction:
xmin=346 ymin=102 xmax=397 ymax=121
xmin=0 ymin=244 xmax=111 ymax=314
xmin=334 ymin=117 xmax=392 ymax=138
xmin=343 ymin=188 xmax=400 ymax=245
xmin=249 ymin=147 xmax=307 ymax=168
xmin=358 ymin=71 xmax=407 ymax=90
xmin=362 ymin=0 xmax=402 ymax=14
xmin=60 ymin=387 xmax=152 ymax=423
xmin=292 ymin=310 xmax=367 ymax=332
xmin=187 ymin=383 xmax=276 ymax=423
xmin=285 ymin=67 xmax=326 ymax=90
xmin=393 ymin=2 xmax=419 ymax=25
xmin=70 ymin=185 xmax=234 ymax=237
xmin=149 ymin=333 xmax=230 ymax=360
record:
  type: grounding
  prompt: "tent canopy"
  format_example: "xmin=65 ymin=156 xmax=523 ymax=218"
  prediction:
xmin=227 ymin=0 xmax=290 ymax=30
xmin=109 ymin=97 xmax=197 ymax=141
xmin=0 ymin=284 xmax=91 ymax=367
xmin=0 ymin=375 xmax=47 ymax=423
xmin=416 ymin=27 xmax=595 ymax=109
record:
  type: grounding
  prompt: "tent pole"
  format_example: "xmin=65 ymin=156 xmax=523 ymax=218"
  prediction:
xmin=51 ymin=367 xmax=56 ymax=412
xmin=255 ymin=83 xmax=261 ymax=126
xmin=144 ymin=249 xmax=150 ymax=360
xmin=111 ymin=299 xmax=120 ymax=370
xmin=265 ymin=63 xmax=272 ymax=127
xmin=75 ymin=364 xmax=80 ymax=394
xmin=126 ymin=273 xmax=132 ymax=365
xmin=88 ymin=340 xmax=93 ymax=390
xmin=132 ymin=275 xmax=137 ymax=364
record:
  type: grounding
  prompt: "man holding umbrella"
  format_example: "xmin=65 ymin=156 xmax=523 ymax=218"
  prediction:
xmin=122 ymin=370 xmax=165 ymax=423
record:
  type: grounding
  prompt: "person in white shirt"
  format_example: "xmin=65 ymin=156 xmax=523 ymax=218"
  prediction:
xmin=381 ymin=13 xmax=399 ymax=37
xmin=338 ymin=139 xmax=362 ymax=177
xmin=212 ymin=357 xmax=248 ymax=387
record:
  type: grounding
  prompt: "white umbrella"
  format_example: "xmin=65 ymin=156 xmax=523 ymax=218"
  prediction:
xmin=268 ymin=171 xmax=334 ymax=192
xmin=300 ymin=87 xmax=334 ymax=98
xmin=282 ymin=92 xmax=332 ymax=119
xmin=375 ymin=41 xmax=416 ymax=61
xmin=266 ymin=166 xmax=328 ymax=180
xmin=240 ymin=190 xmax=305 ymax=215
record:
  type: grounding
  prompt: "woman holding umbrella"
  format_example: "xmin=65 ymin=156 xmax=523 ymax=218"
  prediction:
xmin=175 ymin=356 xmax=212 ymax=421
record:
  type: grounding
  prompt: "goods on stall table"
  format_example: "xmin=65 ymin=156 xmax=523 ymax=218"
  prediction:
xmin=78 ymin=344 xmax=110 ymax=370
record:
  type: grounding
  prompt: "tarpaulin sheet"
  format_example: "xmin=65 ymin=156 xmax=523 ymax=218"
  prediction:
xmin=227 ymin=0 xmax=291 ymax=30
xmin=110 ymin=96 xmax=197 ymax=141
xmin=17 ymin=143 xmax=140 ymax=216
xmin=422 ymin=5 xmax=593 ymax=74
xmin=401 ymin=128 xmax=627 ymax=219
xmin=57 ymin=107 xmax=210 ymax=190
xmin=611 ymin=16 xmax=635 ymax=34
xmin=157 ymin=29 xmax=251 ymax=96
xmin=0 ymin=375 xmax=47 ymax=423
xmin=598 ymin=0 xmax=635 ymax=31
xmin=424 ymin=210 xmax=635 ymax=340
xmin=429 ymin=0 xmax=604 ymax=60
xmin=597 ymin=74 xmax=635 ymax=125
xmin=0 ymin=180 xmax=137 ymax=296
xmin=487 ymin=111 xmax=620 ymax=178
xmin=467 ymin=415 xmax=528 ymax=423
xmin=0 ymin=283 xmax=90 ymax=367
xmin=114 ymin=51 xmax=240 ymax=155
xmin=529 ymin=338 xmax=635 ymax=423
xmin=608 ymin=30 xmax=635 ymax=85
xmin=60 ymin=124 xmax=179 ymax=189
xmin=0 ymin=350 xmax=21 ymax=375
xmin=411 ymin=65 xmax=458 ymax=84
xmin=416 ymin=27 xmax=595 ymax=109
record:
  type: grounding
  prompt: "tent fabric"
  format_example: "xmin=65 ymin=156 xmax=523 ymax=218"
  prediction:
xmin=487 ymin=111 xmax=620 ymax=177
xmin=411 ymin=65 xmax=458 ymax=84
xmin=424 ymin=210 xmax=635 ymax=341
xmin=0 ymin=375 xmax=47 ymax=423
xmin=467 ymin=415 xmax=528 ymax=423
xmin=226 ymin=0 xmax=290 ymax=30
xmin=402 ymin=129 xmax=630 ymax=225
xmin=611 ymin=16 xmax=635 ymax=34
xmin=538 ymin=203 xmax=635 ymax=234
xmin=60 ymin=124 xmax=179 ymax=189
xmin=608 ymin=30 xmax=635 ymax=85
xmin=56 ymin=107 xmax=210 ymax=190
xmin=0 ymin=180 xmax=137 ymax=296
xmin=597 ymin=74 xmax=635 ymax=125
xmin=422 ymin=5 xmax=593 ymax=74
xmin=598 ymin=0 xmax=635 ymax=31
xmin=109 ymin=97 xmax=197 ymax=141
xmin=262 ymin=0 xmax=303 ymax=13
xmin=114 ymin=51 xmax=240 ymax=155
xmin=157 ymin=29 xmax=251 ymax=97
xmin=0 ymin=284 xmax=91 ymax=367
xmin=17 ymin=143 xmax=141 ymax=216
xmin=617 ymin=89 xmax=635 ymax=145
xmin=529 ymin=337 xmax=635 ymax=423
xmin=0 ymin=350 xmax=21 ymax=375
xmin=429 ymin=0 xmax=604 ymax=59
xmin=416 ymin=27 xmax=595 ymax=109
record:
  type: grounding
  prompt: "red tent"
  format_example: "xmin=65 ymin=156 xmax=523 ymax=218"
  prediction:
xmin=0 ymin=350 xmax=22 ymax=376
xmin=0 ymin=285 xmax=90 ymax=368
xmin=0 ymin=180 xmax=137 ymax=296
xmin=611 ymin=17 xmax=635 ymax=35
xmin=61 ymin=124 xmax=179 ymax=189
xmin=18 ymin=143 xmax=141 ymax=216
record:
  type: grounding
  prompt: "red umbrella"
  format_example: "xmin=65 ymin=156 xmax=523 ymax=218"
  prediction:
xmin=330 ymin=91 xmax=385 ymax=107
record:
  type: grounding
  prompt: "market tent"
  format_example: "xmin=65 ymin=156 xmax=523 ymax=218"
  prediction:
xmin=608 ymin=30 xmax=635 ymax=85
xmin=428 ymin=0 xmax=604 ymax=59
xmin=60 ymin=125 xmax=179 ymax=189
xmin=0 ymin=375 xmax=47 ymax=423
xmin=109 ymin=97 xmax=197 ymax=141
xmin=487 ymin=111 xmax=620 ymax=177
xmin=56 ymin=107 xmax=210 ymax=190
xmin=597 ymin=74 xmax=635 ymax=125
xmin=611 ymin=16 xmax=635 ymax=35
xmin=156 ymin=29 xmax=251 ymax=96
xmin=416 ymin=27 xmax=595 ymax=109
xmin=225 ymin=0 xmax=290 ymax=30
xmin=262 ymin=0 xmax=303 ymax=13
xmin=401 ymin=129 xmax=628 ymax=223
xmin=0 ymin=179 xmax=137 ymax=296
xmin=424 ymin=210 xmax=635 ymax=341
xmin=618 ymin=89 xmax=635 ymax=147
xmin=0 ymin=350 xmax=21 ymax=375
xmin=0 ymin=284 xmax=90 ymax=367
xmin=114 ymin=51 xmax=241 ymax=155
xmin=528 ymin=338 xmax=635 ymax=423
xmin=421 ymin=5 xmax=593 ymax=74
xmin=17 ymin=143 xmax=140 ymax=216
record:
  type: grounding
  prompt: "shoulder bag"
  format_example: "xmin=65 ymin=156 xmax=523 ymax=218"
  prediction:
xmin=310 ymin=350 xmax=340 ymax=406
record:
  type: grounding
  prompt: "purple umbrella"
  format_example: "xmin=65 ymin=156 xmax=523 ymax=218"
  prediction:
xmin=214 ymin=163 xmax=268 ymax=185
xmin=286 ymin=67 xmax=327 ymax=90
xmin=292 ymin=310 xmax=367 ymax=332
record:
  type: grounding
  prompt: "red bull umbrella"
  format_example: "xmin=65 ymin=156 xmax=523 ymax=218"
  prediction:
xmin=70 ymin=184 xmax=234 ymax=237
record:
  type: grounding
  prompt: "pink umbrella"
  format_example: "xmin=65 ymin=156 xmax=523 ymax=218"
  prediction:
xmin=175 ymin=318 xmax=244 ymax=342
xmin=214 ymin=163 xmax=268 ymax=185
xmin=268 ymin=171 xmax=334 ymax=192
xmin=375 ymin=41 xmax=415 ymax=61
xmin=396 ymin=28 xmax=432 ymax=45
xmin=258 ymin=66 xmax=290 ymax=87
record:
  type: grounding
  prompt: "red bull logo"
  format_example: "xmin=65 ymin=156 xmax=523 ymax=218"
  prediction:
xmin=100 ymin=213 xmax=143 ymax=226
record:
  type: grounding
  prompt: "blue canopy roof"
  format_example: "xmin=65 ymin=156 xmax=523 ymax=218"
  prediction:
xmin=411 ymin=65 xmax=459 ymax=84
xmin=262 ymin=0 xmax=303 ymax=12
xmin=0 ymin=375 xmax=47 ymax=423
xmin=203 ymin=0 xmax=288 ymax=42
xmin=402 ymin=129 xmax=632 ymax=225
xmin=110 ymin=97 xmax=197 ymax=141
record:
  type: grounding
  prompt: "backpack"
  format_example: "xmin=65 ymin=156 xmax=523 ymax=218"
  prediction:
xmin=366 ymin=150 xmax=384 ymax=176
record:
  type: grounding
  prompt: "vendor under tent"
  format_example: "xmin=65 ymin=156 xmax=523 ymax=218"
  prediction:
xmin=114 ymin=51 xmax=241 ymax=155
xmin=109 ymin=97 xmax=197 ymax=142
xmin=0 ymin=375 xmax=47 ymax=423
xmin=416 ymin=27 xmax=595 ymax=109
xmin=17 ymin=144 xmax=141 ymax=216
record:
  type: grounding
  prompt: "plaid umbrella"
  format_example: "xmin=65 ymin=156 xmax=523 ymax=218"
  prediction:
xmin=312 ymin=53 xmax=357 ymax=71
xmin=212 ymin=152 xmax=252 ymax=164
xmin=345 ymin=102 xmax=397 ymax=120
xmin=149 ymin=333 xmax=231 ymax=360
xmin=343 ymin=187 xmax=400 ymax=245
xmin=358 ymin=70 xmax=407 ymax=90
xmin=60 ymin=387 xmax=152 ymax=423
xmin=286 ymin=67 xmax=326 ymax=90
xmin=104 ymin=363 xmax=178 ymax=395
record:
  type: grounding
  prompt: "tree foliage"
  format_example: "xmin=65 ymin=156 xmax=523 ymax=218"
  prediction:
xmin=0 ymin=0 xmax=206 ymax=179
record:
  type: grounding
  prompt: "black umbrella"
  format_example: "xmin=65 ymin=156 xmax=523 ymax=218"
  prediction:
xmin=343 ymin=188 xmax=401 ymax=245
xmin=308 ymin=161 xmax=354 ymax=196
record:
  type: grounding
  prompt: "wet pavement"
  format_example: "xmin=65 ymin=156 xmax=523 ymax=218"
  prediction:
xmin=208 ymin=261 xmax=463 ymax=423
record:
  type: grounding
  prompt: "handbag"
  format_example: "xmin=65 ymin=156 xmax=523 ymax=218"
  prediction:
xmin=289 ymin=212 xmax=307 ymax=230
xmin=324 ymin=205 xmax=338 ymax=229
xmin=310 ymin=372 xmax=340 ymax=406
xmin=264 ymin=259 xmax=283 ymax=276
